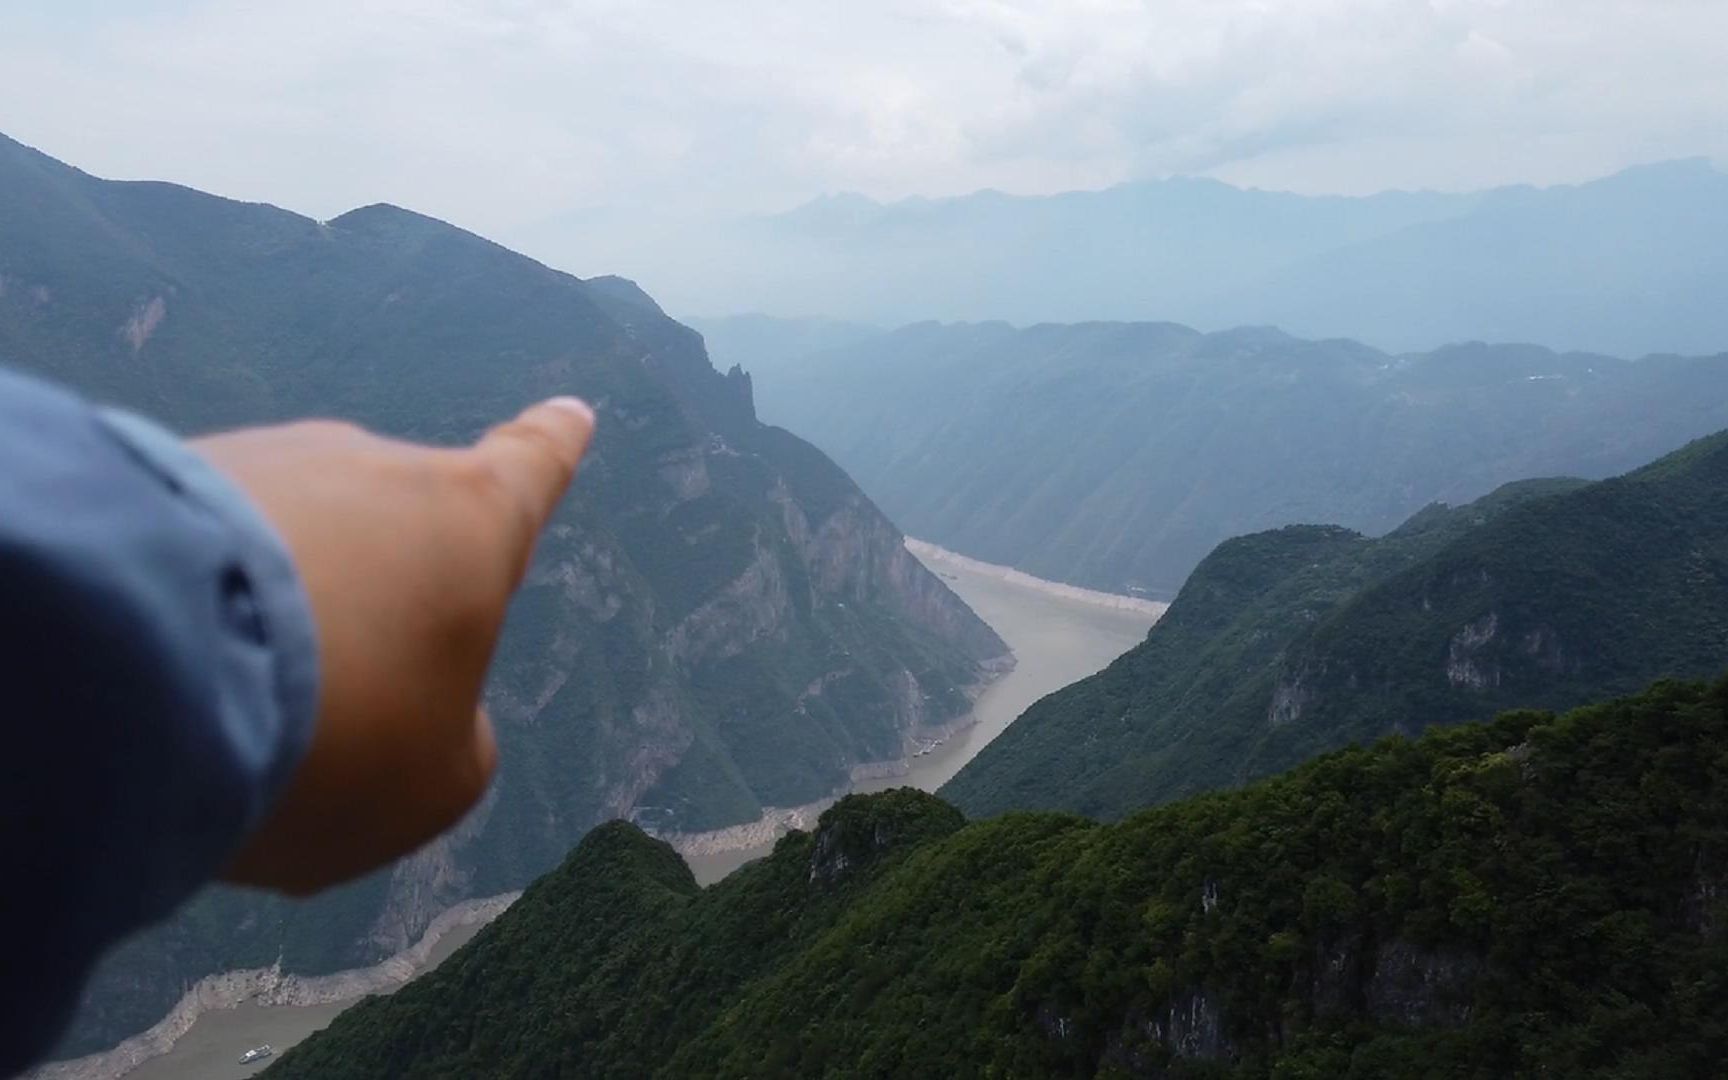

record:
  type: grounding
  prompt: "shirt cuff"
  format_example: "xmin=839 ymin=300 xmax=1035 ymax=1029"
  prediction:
xmin=95 ymin=409 xmax=321 ymax=824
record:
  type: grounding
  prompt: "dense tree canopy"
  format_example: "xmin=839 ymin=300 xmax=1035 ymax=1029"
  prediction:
xmin=272 ymin=678 xmax=1728 ymax=1079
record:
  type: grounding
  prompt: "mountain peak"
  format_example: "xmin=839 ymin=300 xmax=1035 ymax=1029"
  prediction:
xmin=807 ymin=790 xmax=965 ymax=888
xmin=547 ymin=820 xmax=696 ymax=896
xmin=583 ymin=274 xmax=666 ymax=316
xmin=326 ymin=202 xmax=453 ymax=235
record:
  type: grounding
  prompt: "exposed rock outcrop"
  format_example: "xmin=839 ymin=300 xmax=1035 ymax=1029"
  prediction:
xmin=1365 ymin=939 xmax=1483 ymax=1028
xmin=1446 ymin=611 xmax=1502 ymax=690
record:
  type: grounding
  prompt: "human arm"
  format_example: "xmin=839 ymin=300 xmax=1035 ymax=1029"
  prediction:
xmin=0 ymin=367 xmax=592 ymax=1071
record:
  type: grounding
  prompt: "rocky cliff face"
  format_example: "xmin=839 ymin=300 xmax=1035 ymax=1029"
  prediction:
xmin=0 ymin=132 xmax=1006 ymax=1058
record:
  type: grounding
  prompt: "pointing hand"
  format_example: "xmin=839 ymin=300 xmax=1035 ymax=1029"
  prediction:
xmin=196 ymin=399 xmax=596 ymax=895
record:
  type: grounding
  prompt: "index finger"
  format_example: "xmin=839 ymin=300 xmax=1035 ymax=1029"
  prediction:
xmin=471 ymin=397 xmax=596 ymax=538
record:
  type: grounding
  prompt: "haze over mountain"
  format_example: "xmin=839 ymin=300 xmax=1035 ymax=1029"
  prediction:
xmin=701 ymin=316 xmax=1728 ymax=598
xmin=1197 ymin=160 xmax=1728 ymax=356
xmin=270 ymin=678 xmax=1728 ymax=1079
xmin=599 ymin=176 xmax=1470 ymax=339
xmin=945 ymin=432 xmax=1728 ymax=821
xmin=615 ymin=159 xmax=1728 ymax=357
xmin=0 ymin=131 xmax=1007 ymax=1058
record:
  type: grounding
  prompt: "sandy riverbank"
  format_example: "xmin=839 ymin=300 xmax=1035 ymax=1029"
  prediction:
xmin=658 ymin=746 xmax=965 ymax=861
xmin=30 ymin=894 xmax=518 ymax=1080
xmin=678 ymin=539 xmax=1164 ymax=884
xmin=905 ymin=539 xmax=1168 ymax=616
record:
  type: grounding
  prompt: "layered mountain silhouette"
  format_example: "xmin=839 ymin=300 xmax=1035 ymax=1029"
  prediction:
xmin=541 ymin=159 xmax=1728 ymax=356
xmin=702 ymin=316 xmax=1728 ymax=598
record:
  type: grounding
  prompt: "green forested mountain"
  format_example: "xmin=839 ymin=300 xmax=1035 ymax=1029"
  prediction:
xmin=944 ymin=433 xmax=1728 ymax=821
xmin=272 ymin=678 xmax=1728 ymax=1079
xmin=703 ymin=317 xmax=1728 ymax=597
xmin=0 ymin=132 xmax=1007 ymax=1057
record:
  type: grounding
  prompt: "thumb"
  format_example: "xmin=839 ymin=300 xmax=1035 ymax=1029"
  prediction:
xmin=471 ymin=397 xmax=596 ymax=540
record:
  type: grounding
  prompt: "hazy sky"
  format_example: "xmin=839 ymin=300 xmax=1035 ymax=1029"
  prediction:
xmin=4 ymin=1 xmax=1726 ymax=236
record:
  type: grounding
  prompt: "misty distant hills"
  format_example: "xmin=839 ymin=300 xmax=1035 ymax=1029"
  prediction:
xmin=944 ymin=430 xmax=1728 ymax=822
xmin=550 ymin=159 xmax=1728 ymax=357
xmin=743 ymin=178 xmax=1474 ymax=343
xmin=1199 ymin=159 xmax=1728 ymax=356
xmin=0 ymin=131 xmax=1004 ymax=1057
xmin=701 ymin=316 xmax=1728 ymax=598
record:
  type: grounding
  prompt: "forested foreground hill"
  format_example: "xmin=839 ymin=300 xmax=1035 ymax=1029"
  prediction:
xmin=272 ymin=679 xmax=1728 ymax=1079
xmin=701 ymin=317 xmax=1728 ymax=597
xmin=945 ymin=432 xmax=1728 ymax=822
xmin=0 ymin=131 xmax=1006 ymax=1057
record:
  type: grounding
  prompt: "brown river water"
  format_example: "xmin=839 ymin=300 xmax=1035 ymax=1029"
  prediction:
xmin=108 ymin=542 xmax=1160 ymax=1077
xmin=118 ymin=921 xmax=485 ymax=1080
xmin=684 ymin=542 xmax=1162 ymax=883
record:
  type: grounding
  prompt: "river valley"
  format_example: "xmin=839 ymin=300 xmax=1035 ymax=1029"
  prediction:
xmin=91 ymin=541 xmax=1161 ymax=1078
xmin=682 ymin=541 xmax=1163 ymax=883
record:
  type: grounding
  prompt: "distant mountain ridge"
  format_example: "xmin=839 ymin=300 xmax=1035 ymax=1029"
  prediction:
xmin=1202 ymin=158 xmax=1728 ymax=355
xmin=0 ymin=131 xmax=1006 ymax=1058
xmin=699 ymin=316 xmax=1728 ymax=598
xmin=271 ymin=677 xmax=1728 ymax=1078
xmin=534 ymin=158 xmax=1728 ymax=356
xmin=943 ymin=431 xmax=1728 ymax=821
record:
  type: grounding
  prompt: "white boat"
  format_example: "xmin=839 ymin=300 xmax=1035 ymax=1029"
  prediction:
xmin=238 ymin=1044 xmax=274 ymax=1065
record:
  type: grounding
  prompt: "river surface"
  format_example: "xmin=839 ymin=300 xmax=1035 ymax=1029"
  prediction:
xmin=683 ymin=542 xmax=1162 ymax=885
xmin=115 ymin=542 xmax=1159 ymax=1076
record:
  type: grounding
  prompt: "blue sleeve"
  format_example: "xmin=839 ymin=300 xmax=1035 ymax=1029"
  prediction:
xmin=0 ymin=368 xmax=320 ymax=1074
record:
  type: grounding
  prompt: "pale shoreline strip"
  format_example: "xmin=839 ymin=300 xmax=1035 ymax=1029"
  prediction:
xmin=662 ymin=542 xmax=1163 ymax=860
xmin=904 ymin=538 xmax=1168 ymax=617
xmin=656 ymin=745 xmax=962 ymax=858
xmin=29 ymin=893 xmax=520 ymax=1080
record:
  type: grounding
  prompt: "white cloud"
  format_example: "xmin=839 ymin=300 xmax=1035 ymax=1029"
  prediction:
xmin=1 ymin=0 xmax=1724 ymax=234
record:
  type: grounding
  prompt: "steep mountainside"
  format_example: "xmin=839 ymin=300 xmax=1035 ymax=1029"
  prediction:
xmin=945 ymin=434 xmax=1728 ymax=821
xmin=717 ymin=318 xmax=1728 ymax=597
xmin=0 ymin=132 xmax=1006 ymax=1057
xmin=272 ymin=678 xmax=1728 ymax=1078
